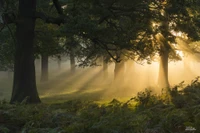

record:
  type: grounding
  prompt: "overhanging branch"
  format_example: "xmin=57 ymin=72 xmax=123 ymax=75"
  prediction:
xmin=52 ymin=0 xmax=63 ymax=15
xmin=92 ymin=38 xmax=120 ymax=62
xmin=35 ymin=12 xmax=67 ymax=25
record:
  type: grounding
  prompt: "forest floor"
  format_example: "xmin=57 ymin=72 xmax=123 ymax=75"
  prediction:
xmin=0 ymin=70 xmax=200 ymax=133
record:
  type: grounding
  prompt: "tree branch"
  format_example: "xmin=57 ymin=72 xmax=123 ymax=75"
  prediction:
xmin=35 ymin=11 xmax=67 ymax=25
xmin=92 ymin=38 xmax=120 ymax=62
xmin=0 ymin=12 xmax=16 ymax=25
xmin=52 ymin=0 xmax=63 ymax=15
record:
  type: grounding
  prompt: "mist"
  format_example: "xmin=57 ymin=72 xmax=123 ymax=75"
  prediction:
xmin=36 ymin=54 xmax=200 ymax=101
xmin=0 ymin=53 xmax=200 ymax=102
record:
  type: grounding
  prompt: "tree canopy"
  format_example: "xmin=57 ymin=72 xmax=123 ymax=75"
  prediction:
xmin=0 ymin=0 xmax=200 ymax=103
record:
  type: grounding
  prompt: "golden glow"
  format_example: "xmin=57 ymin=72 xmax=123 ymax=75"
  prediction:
xmin=34 ymin=50 xmax=200 ymax=102
xmin=152 ymin=21 xmax=160 ymax=30
xmin=152 ymin=22 xmax=157 ymax=27
xmin=170 ymin=30 xmax=188 ymax=39
xmin=176 ymin=50 xmax=184 ymax=58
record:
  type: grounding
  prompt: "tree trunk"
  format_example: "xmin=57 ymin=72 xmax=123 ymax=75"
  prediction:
xmin=10 ymin=0 xmax=40 ymax=103
xmin=57 ymin=55 xmax=61 ymax=70
xmin=70 ymin=51 xmax=75 ymax=73
xmin=102 ymin=56 xmax=108 ymax=79
xmin=103 ymin=60 xmax=108 ymax=78
xmin=125 ymin=60 xmax=135 ymax=84
xmin=114 ymin=61 xmax=125 ymax=84
xmin=125 ymin=60 xmax=135 ymax=75
xmin=0 ymin=0 xmax=4 ymax=25
xmin=41 ymin=54 xmax=48 ymax=82
xmin=158 ymin=45 xmax=170 ymax=88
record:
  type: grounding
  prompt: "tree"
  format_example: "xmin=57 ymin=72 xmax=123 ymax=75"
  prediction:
xmin=149 ymin=0 xmax=200 ymax=88
xmin=61 ymin=0 xmax=154 ymax=68
xmin=1 ymin=0 xmax=66 ymax=103
xmin=35 ymin=20 xmax=62 ymax=82
xmin=0 ymin=0 xmax=68 ymax=103
xmin=102 ymin=55 xmax=109 ymax=79
xmin=10 ymin=0 xmax=41 ymax=103
xmin=0 ymin=25 xmax=15 ymax=72
xmin=2 ymin=0 xmax=199 ymax=103
xmin=65 ymin=37 xmax=78 ymax=73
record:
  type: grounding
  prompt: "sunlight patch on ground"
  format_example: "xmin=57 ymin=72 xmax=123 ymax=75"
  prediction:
xmin=39 ymin=58 xmax=200 ymax=101
xmin=39 ymin=67 xmax=105 ymax=98
xmin=2 ymin=53 xmax=200 ymax=102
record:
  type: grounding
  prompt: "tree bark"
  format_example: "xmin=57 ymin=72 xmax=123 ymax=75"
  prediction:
xmin=41 ymin=54 xmax=48 ymax=82
xmin=114 ymin=61 xmax=125 ymax=83
xmin=158 ymin=44 xmax=170 ymax=88
xmin=102 ymin=56 xmax=108 ymax=78
xmin=57 ymin=55 xmax=61 ymax=70
xmin=70 ymin=51 xmax=75 ymax=73
xmin=10 ymin=0 xmax=40 ymax=103
xmin=0 ymin=0 xmax=4 ymax=24
xmin=103 ymin=60 xmax=108 ymax=77
xmin=125 ymin=60 xmax=135 ymax=75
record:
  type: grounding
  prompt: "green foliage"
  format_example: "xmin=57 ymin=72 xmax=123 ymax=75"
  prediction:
xmin=170 ymin=77 xmax=200 ymax=108
xmin=35 ymin=20 xmax=64 ymax=58
xmin=0 ymin=126 xmax=10 ymax=133
xmin=134 ymin=89 xmax=159 ymax=107
xmin=1 ymin=79 xmax=200 ymax=133
xmin=60 ymin=0 xmax=156 ymax=65
xmin=0 ymin=25 xmax=15 ymax=71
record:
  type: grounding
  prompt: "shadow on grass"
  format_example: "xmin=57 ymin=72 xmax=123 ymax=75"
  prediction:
xmin=0 ymin=78 xmax=12 ymax=100
xmin=41 ymin=87 xmax=108 ymax=103
xmin=38 ymin=67 xmax=115 ymax=103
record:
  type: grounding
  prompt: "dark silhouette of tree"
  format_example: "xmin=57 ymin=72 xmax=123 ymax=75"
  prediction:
xmin=10 ymin=0 xmax=40 ymax=103
xmin=0 ymin=0 xmax=199 ymax=103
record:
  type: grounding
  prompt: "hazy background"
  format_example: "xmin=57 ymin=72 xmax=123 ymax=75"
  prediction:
xmin=0 ymin=56 xmax=200 ymax=102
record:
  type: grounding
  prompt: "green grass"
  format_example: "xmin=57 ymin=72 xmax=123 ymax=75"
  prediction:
xmin=1 ymin=72 xmax=200 ymax=132
xmin=0 ymin=78 xmax=12 ymax=100
xmin=0 ymin=68 xmax=130 ymax=103
xmin=1 ymin=82 xmax=200 ymax=133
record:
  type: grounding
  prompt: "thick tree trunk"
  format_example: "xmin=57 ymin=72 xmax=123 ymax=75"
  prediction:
xmin=103 ymin=60 xmax=108 ymax=78
xmin=125 ymin=60 xmax=135 ymax=84
xmin=114 ymin=61 xmax=125 ymax=83
xmin=57 ymin=55 xmax=61 ymax=70
xmin=158 ymin=45 xmax=170 ymax=88
xmin=102 ymin=56 xmax=108 ymax=78
xmin=70 ymin=51 xmax=75 ymax=73
xmin=125 ymin=60 xmax=135 ymax=75
xmin=0 ymin=1 xmax=3 ymax=24
xmin=41 ymin=54 xmax=48 ymax=82
xmin=10 ymin=0 xmax=40 ymax=103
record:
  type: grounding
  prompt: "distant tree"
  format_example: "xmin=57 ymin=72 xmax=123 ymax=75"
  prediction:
xmin=102 ymin=55 xmax=110 ymax=79
xmin=64 ymin=37 xmax=79 ymax=73
xmin=1 ymin=0 xmax=199 ymax=103
xmin=0 ymin=0 xmax=67 ymax=103
xmin=0 ymin=26 xmax=15 ymax=72
xmin=35 ymin=20 xmax=63 ymax=82
xmin=149 ymin=0 xmax=200 ymax=88
xmin=61 ymin=0 xmax=154 ymax=68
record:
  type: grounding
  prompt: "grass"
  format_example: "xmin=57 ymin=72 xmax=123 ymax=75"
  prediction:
xmin=0 ymin=68 xmax=132 ymax=103
xmin=1 ymin=70 xmax=200 ymax=132
xmin=1 ymin=82 xmax=200 ymax=133
xmin=0 ymin=78 xmax=12 ymax=100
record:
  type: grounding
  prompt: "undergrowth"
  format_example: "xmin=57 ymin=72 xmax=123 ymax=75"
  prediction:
xmin=1 ymin=78 xmax=200 ymax=133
